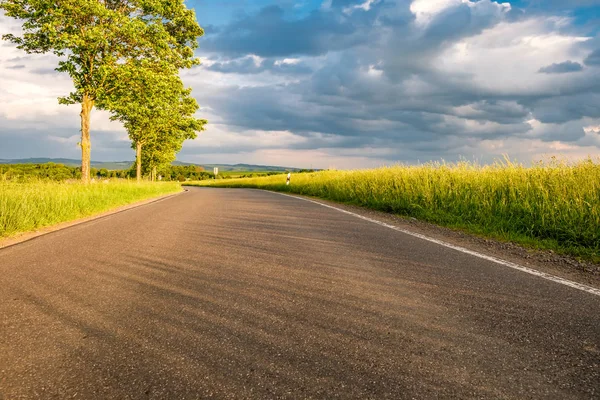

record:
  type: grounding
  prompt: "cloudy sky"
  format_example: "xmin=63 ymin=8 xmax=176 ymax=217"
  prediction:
xmin=1 ymin=0 xmax=600 ymax=168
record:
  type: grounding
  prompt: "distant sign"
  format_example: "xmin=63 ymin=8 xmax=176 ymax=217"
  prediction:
xmin=213 ymin=167 xmax=218 ymax=176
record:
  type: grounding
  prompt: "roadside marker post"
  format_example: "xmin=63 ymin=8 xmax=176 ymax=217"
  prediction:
xmin=214 ymin=167 xmax=218 ymax=179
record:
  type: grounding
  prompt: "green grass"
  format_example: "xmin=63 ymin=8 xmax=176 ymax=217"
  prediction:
xmin=0 ymin=180 xmax=181 ymax=239
xmin=186 ymin=158 xmax=600 ymax=262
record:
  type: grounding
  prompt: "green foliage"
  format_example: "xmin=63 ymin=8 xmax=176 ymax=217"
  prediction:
xmin=0 ymin=181 xmax=181 ymax=238
xmin=0 ymin=163 xmax=135 ymax=181
xmin=105 ymin=58 xmax=207 ymax=180
xmin=0 ymin=0 xmax=202 ymax=104
xmin=221 ymin=171 xmax=285 ymax=179
xmin=140 ymin=103 xmax=207 ymax=177
xmin=0 ymin=162 xmax=216 ymax=182
xmin=1 ymin=163 xmax=81 ymax=181
xmin=157 ymin=165 xmax=213 ymax=181
xmin=0 ymin=0 xmax=205 ymax=181
xmin=188 ymin=158 xmax=600 ymax=261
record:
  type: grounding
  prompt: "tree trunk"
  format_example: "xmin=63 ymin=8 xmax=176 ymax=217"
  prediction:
xmin=80 ymin=94 xmax=94 ymax=183
xmin=136 ymin=141 xmax=142 ymax=183
xmin=152 ymin=166 xmax=157 ymax=182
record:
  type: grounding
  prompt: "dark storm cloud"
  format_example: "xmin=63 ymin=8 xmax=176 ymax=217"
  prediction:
xmin=205 ymin=57 xmax=312 ymax=75
xmin=188 ymin=0 xmax=600 ymax=159
xmin=421 ymin=1 xmax=507 ymax=44
xmin=585 ymin=48 xmax=600 ymax=66
xmin=538 ymin=61 xmax=584 ymax=74
xmin=528 ymin=93 xmax=600 ymax=124
xmin=200 ymin=3 xmax=382 ymax=57
xmin=197 ymin=74 xmax=532 ymax=157
xmin=453 ymin=101 xmax=531 ymax=124
xmin=531 ymin=120 xmax=587 ymax=143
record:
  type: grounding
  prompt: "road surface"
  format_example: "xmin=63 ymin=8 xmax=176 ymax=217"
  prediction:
xmin=1 ymin=188 xmax=599 ymax=399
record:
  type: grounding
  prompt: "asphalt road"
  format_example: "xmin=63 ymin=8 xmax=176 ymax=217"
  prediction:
xmin=1 ymin=188 xmax=599 ymax=399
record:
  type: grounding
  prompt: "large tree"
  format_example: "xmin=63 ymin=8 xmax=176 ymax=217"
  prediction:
xmin=0 ymin=0 xmax=203 ymax=182
xmin=107 ymin=60 xmax=206 ymax=182
xmin=141 ymin=95 xmax=206 ymax=181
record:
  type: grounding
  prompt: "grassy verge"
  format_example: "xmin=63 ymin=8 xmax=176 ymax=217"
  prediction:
xmin=0 ymin=180 xmax=181 ymax=239
xmin=186 ymin=159 xmax=600 ymax=262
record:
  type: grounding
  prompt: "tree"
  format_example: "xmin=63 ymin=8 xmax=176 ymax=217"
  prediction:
xmin=0 ymin=0 xmax=203 ymax=183
xmin=142 ymin=93 xmax=206 ymax=181
xmin=106 ymin=60 xmax=206 ymax=182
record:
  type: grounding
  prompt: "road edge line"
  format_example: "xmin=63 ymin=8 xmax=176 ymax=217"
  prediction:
xmin=0 ymin=188 xmax=187 ymax=251
xmin=272 ymin=191 xmax=600 ymax=298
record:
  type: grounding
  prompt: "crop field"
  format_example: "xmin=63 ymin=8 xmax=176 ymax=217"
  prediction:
xmin=187 ymin=158 xmax=600 ymax=261
xmin=0 ymin=181 xmax=181 ymax=239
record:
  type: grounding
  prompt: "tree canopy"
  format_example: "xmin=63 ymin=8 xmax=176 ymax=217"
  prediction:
xmin=106 ymin=60 xmax=206 ymax=181
xmin=1 ymin=0 xmax=205 ymax=182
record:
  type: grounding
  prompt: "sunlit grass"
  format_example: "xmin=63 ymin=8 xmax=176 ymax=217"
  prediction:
xmin=187 ymin=158 xmax=600 ymax=261
xmin=0 ymin=180 xmax=182 ymax=238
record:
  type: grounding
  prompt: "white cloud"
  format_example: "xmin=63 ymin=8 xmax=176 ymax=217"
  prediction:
xmin=584 ymin=125 xmax=600 ymax=134
xmin=344 ymin=0 xmax=379 ymax=15
xmin=410 ymin=0 xmax=465 ymax=24
xmin=410 ymin=0 xmax=510 ymax=26
xmin=435 ymin=17 xmax=591 ymax=95
xmin=275 ymin=58 xmax=301 ymax=65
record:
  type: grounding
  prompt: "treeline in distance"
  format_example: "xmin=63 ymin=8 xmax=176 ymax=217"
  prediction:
xmin=1 ymin=163 xmax=214 ymax=182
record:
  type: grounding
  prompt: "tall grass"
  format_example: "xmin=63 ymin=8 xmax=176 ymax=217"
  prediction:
xmin=187 ymin=158 xmax=600 ymax=261
xmin=0 ymin=180 xmax=181 ymax=238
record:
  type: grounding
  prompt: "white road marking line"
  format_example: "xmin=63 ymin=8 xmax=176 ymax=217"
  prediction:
xmin=273 ymin=191 xmax=600 ymax=298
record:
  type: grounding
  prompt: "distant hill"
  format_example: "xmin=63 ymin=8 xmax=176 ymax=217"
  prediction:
xmin=197 ymin=163 xmax=299 ymax=172
xmin=0 ymin=158 xmax=302 ymax=172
